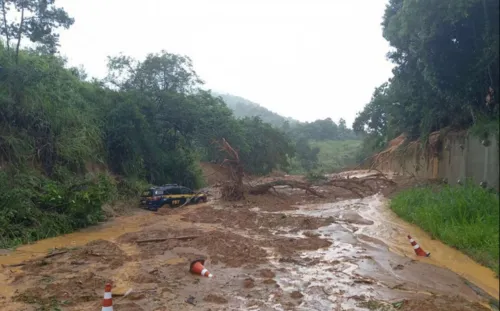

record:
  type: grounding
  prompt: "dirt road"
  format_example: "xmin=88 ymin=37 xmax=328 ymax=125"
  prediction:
xmin=0 ymin=171 xmax=498 ymax=310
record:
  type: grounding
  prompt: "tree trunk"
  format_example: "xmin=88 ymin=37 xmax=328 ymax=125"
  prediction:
xmin=15 ymin=6 xmax=24 ymax=64
xmin=248 ymin=180 xmax=325 ymax=198
xmin=1 ymin=0 xmax=10 ymax=51
xmin=217 ymin=138 xmax=245 ymax=201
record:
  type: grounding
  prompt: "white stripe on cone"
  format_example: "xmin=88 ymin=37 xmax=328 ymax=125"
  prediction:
xmin=102 ymin=307 xmax=113 ymax=311
xmin=413 ymin=244 xmax=420 ymax=249
xmin=104 ymin=292 xmax=112 ymax=299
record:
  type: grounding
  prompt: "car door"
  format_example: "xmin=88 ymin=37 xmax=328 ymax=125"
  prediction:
xmin=166 ymin=187 xmax=182 ymax=206
xmin=179 ymin=187 xmax=194 ymax=204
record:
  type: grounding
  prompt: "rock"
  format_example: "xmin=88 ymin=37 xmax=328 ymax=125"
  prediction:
xmin=259 ymin=269 xmax=276 ymax=278
xmin=291 ymin=291 xmax=303 ymax=299
xmin=243 ymin=278 xmax=255 ymax=288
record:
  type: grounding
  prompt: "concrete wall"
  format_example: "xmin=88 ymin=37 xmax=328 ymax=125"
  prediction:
xmin=375 ymin=132 xmax=499 ymax=190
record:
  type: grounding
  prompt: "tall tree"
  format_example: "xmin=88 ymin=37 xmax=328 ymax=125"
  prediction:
xmin=0 ymin=0 xmax=74 ymax=62
xmin=354 ymin=0 xmax=499 ymax=152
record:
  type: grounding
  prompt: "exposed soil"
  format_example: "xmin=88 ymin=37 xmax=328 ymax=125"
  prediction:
xmin=181 ymin=205 xmax=336 ymax=233
xmin=203 ymin=294 xmax=228 ymax=304
xmin=399 ymin=296 xmax=490 ymax=311
xmin=0 ymin=170 xmax=496 ymax=311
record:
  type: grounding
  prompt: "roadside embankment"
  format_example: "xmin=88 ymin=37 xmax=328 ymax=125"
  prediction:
xmin=390 ymin=182 xmax=499 ymax=276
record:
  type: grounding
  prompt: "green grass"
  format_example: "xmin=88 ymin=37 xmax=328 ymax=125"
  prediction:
xmin=390 ymin=182 xmax=499 ymax=275
xmin=311 ymin=140 xmax=362 ymax=172
xmin=289 ymin=140 xmax=362 ymax=174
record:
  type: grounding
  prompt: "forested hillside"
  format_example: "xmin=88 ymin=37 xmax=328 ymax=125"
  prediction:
xmin=0 ymin=0 xmax=298 ymax=247
xmin=218 ymin=92 xmax=358 ymax=141
xmin=216 ymin=93 xmax=299 ymax=128
xmin=353 ymin=0 xmax=499 ymax=156
xmin=217 ymin=93 xmax=361 ymax=172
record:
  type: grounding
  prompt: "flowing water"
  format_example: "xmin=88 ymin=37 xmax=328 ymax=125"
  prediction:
xmin=255 ymin=194 xmax=496 ymax=310
xmin=0 ymin=186 xmax=498 ymax=310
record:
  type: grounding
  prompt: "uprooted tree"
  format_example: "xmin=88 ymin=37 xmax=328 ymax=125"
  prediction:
xmin=216 ymin=138 xmax=327 ymax=201
xmin=216 ymin=138 xmax=396 ymax=202
xmin=216 ymin=138 xmax=245 ymax=200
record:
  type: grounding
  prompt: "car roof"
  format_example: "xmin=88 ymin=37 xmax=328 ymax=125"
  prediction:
xmin=156 ymin=185 xmax=191 ymax=191
xmin=146 ymin=184 xmax=193 ymax=191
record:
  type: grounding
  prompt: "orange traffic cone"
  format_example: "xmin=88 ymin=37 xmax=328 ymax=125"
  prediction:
xmin=407 ymin=235 xmax=430 ymax=257
xmin=101 ymin=283 xmax=113 ymax=311
xmin=190 ymin=259 xmax=213 ymax=278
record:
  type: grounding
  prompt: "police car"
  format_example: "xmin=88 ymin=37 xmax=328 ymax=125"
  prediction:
xmin=139 ymin=184 xmax=207 ymax=211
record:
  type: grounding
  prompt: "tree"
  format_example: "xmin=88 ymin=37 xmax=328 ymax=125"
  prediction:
xmin=354 ymin=0 xmax=499 ymax=154
xmin=295 ymin=137 xmax=320 ymax=172
xmin=106 ymin=51 xmax=203 ymax=93
xmin=0 ymin=0 xmax=74 ymax=62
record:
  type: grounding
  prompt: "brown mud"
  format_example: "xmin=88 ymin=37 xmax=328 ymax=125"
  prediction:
xmin=0 ymin=170 xmax=497 ymax=311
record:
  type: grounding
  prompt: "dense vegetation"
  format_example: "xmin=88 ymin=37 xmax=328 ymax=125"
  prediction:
xmin=391 ymin=183 xmax=499 ymax=275
xmin=289 ymin=140 xmax=362 ymax=174
xmin=353 ymin=0 xmax=499 ymax=156
xmin=219 ymin=93 xmax=360 ymax=172
xmin=353 ymin=0 xmax=499 ymax=273
xmin=0 ymin=0 xmax=298 ymax=247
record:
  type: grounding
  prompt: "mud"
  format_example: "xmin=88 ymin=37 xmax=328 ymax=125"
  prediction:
xmin=181 ymin=205 xmax=336 ymax=233
xmin=399 ymin=296 xmax=490 ymax=311
xmin=0 ymin=171 xmax=497 ymax=311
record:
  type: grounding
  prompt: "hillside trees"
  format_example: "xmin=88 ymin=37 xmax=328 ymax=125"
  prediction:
xmin=0 ymin=9 xmax=296 ymax=246
xmin=104 ymin=51 xmax=295 ymax=180
xmin=354 ymin=0 xmax=499 ymax=153
xmin=0 ymin=0 xmax=74 ymax=61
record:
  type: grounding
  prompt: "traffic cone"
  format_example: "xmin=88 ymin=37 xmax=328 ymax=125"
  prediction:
xmin=407 ymin=235 xmax=430 ymax=257
xmin=190 ymin=259 xmax=213 ymax=278
xmin=101 ymin=283 xmax=113 ymax=311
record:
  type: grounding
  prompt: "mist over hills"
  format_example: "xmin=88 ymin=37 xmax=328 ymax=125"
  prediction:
xmin=215 ymin=93 xmax=299 ymax=127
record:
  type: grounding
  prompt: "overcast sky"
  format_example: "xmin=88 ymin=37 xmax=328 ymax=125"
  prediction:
xmin=58 ymin=0 xmax=394 ymax=126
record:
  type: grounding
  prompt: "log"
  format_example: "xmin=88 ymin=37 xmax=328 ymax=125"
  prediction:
xmin=44 ymin=250 xmax=68 ymax=259
xmin=248 ymin=180 xmax=325 ymax=198
xmin=2 ymin=263 xmax=25 ymax=268
xmin=136 ymin=235 xmax=201 ymax=244
xmin=1 ymin=250 xmax=68 ymax=268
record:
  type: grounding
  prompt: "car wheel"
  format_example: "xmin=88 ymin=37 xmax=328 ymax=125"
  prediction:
xmin=196 ymin=197 xmax=206 ymax=204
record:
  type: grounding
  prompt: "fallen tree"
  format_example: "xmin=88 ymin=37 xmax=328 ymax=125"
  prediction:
xmin=215 ymin=138 xmax=245 ymax=201
xmin=248 ymin=180 xmax=325 ymax=198
xmin=248 ymin=171 xmax=396 ymax=199
xmin=214 ymin=138 xmax=396 ymax=201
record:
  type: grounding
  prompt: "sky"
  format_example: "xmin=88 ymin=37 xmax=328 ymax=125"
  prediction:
xmin=57 ymin=0 xmax=394 ymax=126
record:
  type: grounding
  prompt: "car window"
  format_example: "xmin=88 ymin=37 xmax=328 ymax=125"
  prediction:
xmin=180 ymin=187 xmax=193 ymax=194
xmin=164 ymin=187 xmax=181 ymax=195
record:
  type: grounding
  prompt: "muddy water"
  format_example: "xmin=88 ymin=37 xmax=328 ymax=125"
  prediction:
xmin=0 ymin=212 xmax=152 ymax=266
xmin=0 ymin=212 xmax=150 ymax=301
xmin=290 ymin=194 xmax=499 ymax=301
xmin=1 ymin=190 xmax=498 ymax=310
xmin=359 ymin=194 xmax=499 ymax=300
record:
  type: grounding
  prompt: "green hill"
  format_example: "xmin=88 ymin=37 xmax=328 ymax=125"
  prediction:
xmin=216 ymin=92 xmax=362 ymax=174
xmin=215 ymin=93 xmax=299 ymax=127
